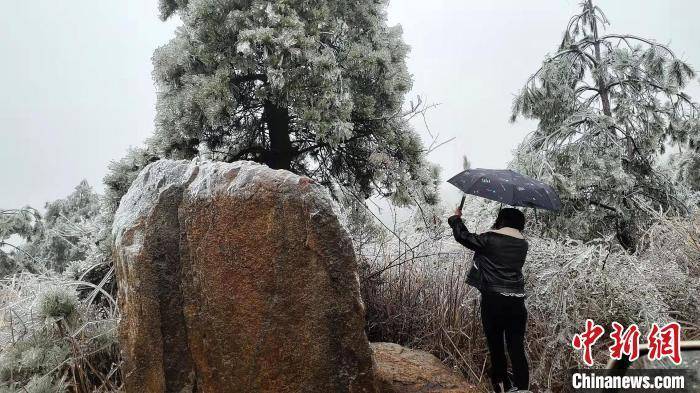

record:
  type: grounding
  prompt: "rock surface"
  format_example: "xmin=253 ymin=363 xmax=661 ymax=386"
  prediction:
xmin=113 ymin=159 xmax=377 ymax=393
xmin=371 ymin=343 xmax=474 ymax=393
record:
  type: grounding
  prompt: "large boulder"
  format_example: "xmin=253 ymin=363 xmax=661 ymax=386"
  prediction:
xmin=112 ymin=159 xmax=377 ymax=393
xmin=371 ymin=343 xmax=474 ymax=393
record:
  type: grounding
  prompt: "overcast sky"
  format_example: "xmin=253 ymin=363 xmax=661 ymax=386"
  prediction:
xmin=2 ymin=1 xmax=699 ymax=209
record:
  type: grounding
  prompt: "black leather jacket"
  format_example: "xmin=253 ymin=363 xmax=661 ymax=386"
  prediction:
xmin=448 ymin=215 xmax=528 ymax=294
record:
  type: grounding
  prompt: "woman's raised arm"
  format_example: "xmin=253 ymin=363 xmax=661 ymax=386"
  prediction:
xmin=448 ymin=213 xmax=488 ymax=252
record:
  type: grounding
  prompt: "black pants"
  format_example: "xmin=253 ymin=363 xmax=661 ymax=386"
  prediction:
xmin=480 ymin=291 xmax=529 ymax=392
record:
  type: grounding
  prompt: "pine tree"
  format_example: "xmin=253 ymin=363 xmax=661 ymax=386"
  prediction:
xmin=103 ymin=147 xmax=159 ymax=215
xmin=146 ymin=0 xmax=439 ymax=206
xmin=511 ymin=0 xmax=700 ymax=250
xmin=21 ymin=181 xmax=104 ymax=272
xmin=1 ymin=182 xmax=109 ymax=275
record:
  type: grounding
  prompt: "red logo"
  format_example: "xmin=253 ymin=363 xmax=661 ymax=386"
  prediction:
xmin=647 ymin=322 xmax=682 ymax=364
xmin=609 ymin=322 xmax=641 ymax=361
xmin=572 ymin=319 xmax=605 ymax=366
xmin=572 ymin=320 xmax=682 ymax=366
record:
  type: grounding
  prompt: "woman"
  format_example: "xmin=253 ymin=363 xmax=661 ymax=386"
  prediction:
xmin=448 ymin=207 xmax=529 ymax=393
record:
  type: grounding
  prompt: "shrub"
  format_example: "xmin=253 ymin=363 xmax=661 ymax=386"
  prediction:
xmin=0 ymin=273 xmax=120 ymax=392
xmin=37 ymin=286 xmax=78 ymax=322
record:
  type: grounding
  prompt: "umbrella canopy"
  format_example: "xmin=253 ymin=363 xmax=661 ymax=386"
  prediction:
xmin=447 ymin=168 xmax=562 ymax=211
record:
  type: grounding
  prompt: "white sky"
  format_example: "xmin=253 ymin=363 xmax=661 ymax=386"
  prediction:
xmin=1 ymin=1 xmax=699 ymax=209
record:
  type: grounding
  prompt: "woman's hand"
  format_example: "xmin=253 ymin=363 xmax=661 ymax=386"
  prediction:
xmin=454 ymin=207 xmax=462 ymax=217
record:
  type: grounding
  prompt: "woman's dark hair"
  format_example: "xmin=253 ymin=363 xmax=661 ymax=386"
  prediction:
xmin=491 ymin=208 xmax=525 ymax=231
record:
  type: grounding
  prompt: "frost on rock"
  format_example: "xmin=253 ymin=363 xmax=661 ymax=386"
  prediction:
xmin=112 ymin=160 xmax=192 ymax=247
xmin=113 ymin=159 xmax=336 ymax=246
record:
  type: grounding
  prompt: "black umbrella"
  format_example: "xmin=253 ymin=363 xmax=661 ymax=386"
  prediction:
xmin=447 ymin=168 xmax=562 ymax=211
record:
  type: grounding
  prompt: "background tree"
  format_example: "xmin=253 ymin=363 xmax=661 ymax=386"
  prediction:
xmin=24 ymin=180 xmax=105 ymax=273
xmin=1 ymin=182 xmax=109 ymax=275
xmin=510 ymin=0 xmax=700 ymax=250
xmin=144 ymin=0 xmax=439 ymax=208
xmin=0 ymin=207 xmax=42 ymax=275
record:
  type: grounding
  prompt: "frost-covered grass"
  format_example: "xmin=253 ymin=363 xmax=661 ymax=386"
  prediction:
xmin=0 ymin=272 xmax=120 ymax=392
xmin=359 ymin=205 xmax=700 ymax=393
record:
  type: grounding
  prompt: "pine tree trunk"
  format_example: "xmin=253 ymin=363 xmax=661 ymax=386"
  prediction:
xmin=263 ymin=100 xmax=292 ymax=170
xmin=587 ymin=0 xmax=635 ymax=160
xmin=588 ymin=0 xmax=636 ymax=252
xmin=588 ymin=1 xmax=611 ymax=117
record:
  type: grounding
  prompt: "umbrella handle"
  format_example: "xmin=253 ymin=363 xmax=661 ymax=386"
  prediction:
xmin=458 ymin=195 xmax=466 ymax=210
